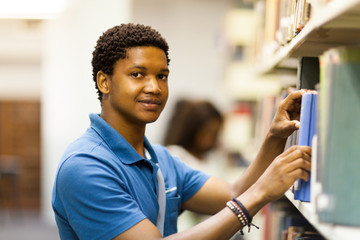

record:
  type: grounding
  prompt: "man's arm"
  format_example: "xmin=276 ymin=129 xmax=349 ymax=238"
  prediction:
xmin=114 ymin=206 xmax=243 ymax=240
xmin=113 ymin=144 xmax=311 ymax=240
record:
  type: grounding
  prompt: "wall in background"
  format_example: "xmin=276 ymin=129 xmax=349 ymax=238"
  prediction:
xmin=41 ymin=0 xmax=132 ymax=223
xmin=0 ymin=19 xmax=42 ymax=100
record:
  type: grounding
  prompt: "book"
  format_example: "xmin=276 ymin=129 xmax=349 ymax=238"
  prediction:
xmin=296 ymin=57 xmax=319 ymax=90
xmin=278 ymin=0 xmax=291 ymax=45
xmin=317 ymin=46 xmax=360 ymax=226
xmin=288 ymin=0 xmax=297 ymax=41
xmin=265 ymin=198 xmax=308 ymax=240
xmin=294 ymin=93 xmax=317 ymax=202
xmin=286 ymin=57 xmax=319 ymax=152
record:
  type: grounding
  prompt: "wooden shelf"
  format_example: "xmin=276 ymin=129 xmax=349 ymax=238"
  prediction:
xmin=258 ymin=0 xmax=360 ymax=74
xmin=285 ymin=190 xmax=360 ymax=239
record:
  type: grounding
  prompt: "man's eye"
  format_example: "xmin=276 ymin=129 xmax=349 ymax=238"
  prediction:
xmin=158 ymin=74 xmax=168 ymax=80
xmin=131 ymin=72 xmax=142 ymax=78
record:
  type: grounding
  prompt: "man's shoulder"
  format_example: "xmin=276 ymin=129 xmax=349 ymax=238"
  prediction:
xmin=65 ymin=128 xmax=106 ymax=154
xmin=59 ymin=128 xmax=115 ymax=169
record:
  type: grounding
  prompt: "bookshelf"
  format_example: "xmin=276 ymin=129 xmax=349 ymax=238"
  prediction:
xmin=285 ymin=190 xmax=360 ymax=239
xmin=256 ymin=0 xmax=360 ymax=239
xmin=258 ymin=0 xmax=360 ymax=74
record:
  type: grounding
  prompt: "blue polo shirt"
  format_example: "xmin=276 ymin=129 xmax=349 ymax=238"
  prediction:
xmin=52 ymin=113 xmax=210 ymax=240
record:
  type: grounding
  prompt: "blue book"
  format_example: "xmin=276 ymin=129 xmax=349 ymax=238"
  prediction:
xmin=294 ymin=93 xmax=317 ymax=202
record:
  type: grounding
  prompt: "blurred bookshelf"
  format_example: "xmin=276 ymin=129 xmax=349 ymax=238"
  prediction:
xmin=285 ymin=190 xmax=360 ymax=239
xmin=257 ymin=0 xmax=360 ymax=74
xmin=253 ymin=0 xmax=360 ymax=239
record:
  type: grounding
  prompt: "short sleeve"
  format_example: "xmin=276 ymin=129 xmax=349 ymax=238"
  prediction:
xmin=171 ymin=155 xmax=210 ymax=203
xmin=152 ymin=145 xmax=210 ymax=205
xmin=53 ymin=154 xmax=146 ymax=240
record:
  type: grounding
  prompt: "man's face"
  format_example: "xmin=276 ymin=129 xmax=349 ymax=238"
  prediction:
xmin=106 ymin=46 xmax=169 ymax=126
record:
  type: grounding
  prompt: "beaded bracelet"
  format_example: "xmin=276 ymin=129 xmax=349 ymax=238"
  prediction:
xmin=226 ymin=200 xmax=247 ymax=235
xmin=226 ymin=199 xmax=259 ymax=235
xmin=232 ymin=198 xmax=252 ymax=223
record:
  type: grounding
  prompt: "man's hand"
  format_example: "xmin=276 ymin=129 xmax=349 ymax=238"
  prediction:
xmin=269 ymin=89 xmax=307 ymax=139
xmin=250 ymin=145 xmax=312 ymax=203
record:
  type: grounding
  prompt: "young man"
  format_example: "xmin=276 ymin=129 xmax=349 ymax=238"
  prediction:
xmin=52 ymin=23 xmax=311 ymax=240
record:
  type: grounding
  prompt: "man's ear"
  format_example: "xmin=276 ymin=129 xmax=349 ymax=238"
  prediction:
xmin=96 ymin=71 xmax=111 ymax=95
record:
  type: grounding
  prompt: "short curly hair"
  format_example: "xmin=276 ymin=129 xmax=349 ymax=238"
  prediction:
xmin=91 ymin=23 xmax=170 ymax=102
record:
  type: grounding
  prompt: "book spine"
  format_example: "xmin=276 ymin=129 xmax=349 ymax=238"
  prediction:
xmin=294 ymin=93 xmax=316 ymax=202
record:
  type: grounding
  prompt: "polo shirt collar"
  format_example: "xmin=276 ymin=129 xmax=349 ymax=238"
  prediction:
xmin=89 ymin=113 xmax=158 ymax=165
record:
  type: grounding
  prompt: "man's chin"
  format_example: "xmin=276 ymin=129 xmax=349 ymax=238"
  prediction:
xmin=143 ymin=109 xmax=164 ymax=123
xmin=145 ymin=116 xmax=160 ymax=124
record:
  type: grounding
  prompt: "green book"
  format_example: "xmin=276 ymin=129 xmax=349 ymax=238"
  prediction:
xmin=317 ymin=46 xmax=360 ymax=226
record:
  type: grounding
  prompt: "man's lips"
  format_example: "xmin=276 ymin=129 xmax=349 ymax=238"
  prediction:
xmin=138 ymin=98 xmax=162 ymax=105
xmin=138 ymin=98 xmax=162 ymax=109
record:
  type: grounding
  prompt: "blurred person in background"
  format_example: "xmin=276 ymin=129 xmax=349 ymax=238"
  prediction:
xmin=164 ymin=99 xmax=224 ymax=174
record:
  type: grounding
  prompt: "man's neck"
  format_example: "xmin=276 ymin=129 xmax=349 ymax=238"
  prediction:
xmin=100 ymin=111 xmax=146 ymax=157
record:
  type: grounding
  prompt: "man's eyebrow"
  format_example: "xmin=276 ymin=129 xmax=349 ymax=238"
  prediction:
xmin=160 ymin=68 xmax=170 ymax=73
xmin=130 ymin=66 xmax=169 ymax=73
xmin=130 ymin=66 xmax=147 ymax=70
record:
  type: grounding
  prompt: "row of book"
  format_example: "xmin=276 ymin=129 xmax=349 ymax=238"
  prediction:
xmin=261 ymin=0 xmax=337 ymax=58
xmin=279 ymin=0 xmax=311 ymax=44
xmin=288 ymin=46 xmax=360 ymax=227
xmin=262 ymin=198 xmax=325 ymax=240
xmin=263 ymin=0 xmax=312 ymax=57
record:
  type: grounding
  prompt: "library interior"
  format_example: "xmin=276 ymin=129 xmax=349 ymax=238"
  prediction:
xmin=0 ymin=0 xmax=359 ymax=239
